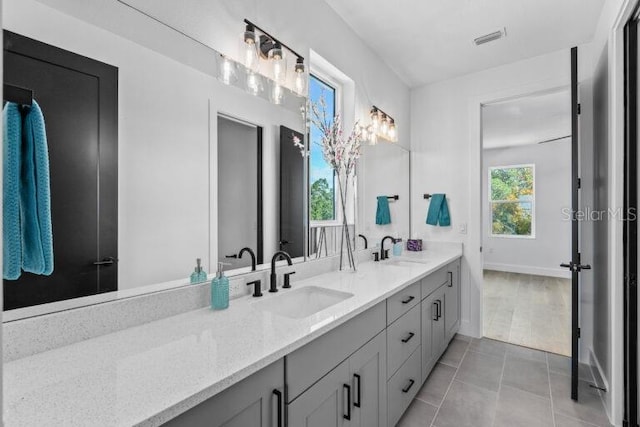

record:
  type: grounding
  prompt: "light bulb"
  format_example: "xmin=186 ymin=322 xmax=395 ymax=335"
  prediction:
xmin=371 ymin=108 xmax=380 ymax=132
xmin=270 ymin=43 xmax=287 ymax=84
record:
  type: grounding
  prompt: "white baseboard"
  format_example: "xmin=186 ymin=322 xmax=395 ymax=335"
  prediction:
xmin=589 ymin=348 xmax=612 ymax=425
xmin=483 ymin=262 xmax=571 ymax=279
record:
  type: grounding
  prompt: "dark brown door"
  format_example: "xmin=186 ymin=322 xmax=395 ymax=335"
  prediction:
xmin=3 ymin=31 xmax=117 ymax=310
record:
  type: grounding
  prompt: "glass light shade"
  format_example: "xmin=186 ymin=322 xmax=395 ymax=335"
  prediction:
xmin=294 ymin=70 xmax=306 ymax=95
xmin=380 ymin=115 xmax=389 ymax=137
xmin=368 ymin=131 xmax=378 ymax=145
xmin=241 ymin=34 xmax=259 ymax=72
xmin=388 ymin=121 xmax=397 ymax=141
xmin=270 ymin=83 xmax=285 ymax=105
xmin=245 ymin=71 xmax=263 ymax=96
xmin=371 ymin=109 xmax=380 ymax=132
xmin=270 ymin=47 xmax=287 ymax=84
xmin=218 ymin=55 xmax=237 ymax=85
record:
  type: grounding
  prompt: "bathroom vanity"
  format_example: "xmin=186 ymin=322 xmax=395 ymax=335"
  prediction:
xmin=3 ymin=249 xmax=461 ymax=426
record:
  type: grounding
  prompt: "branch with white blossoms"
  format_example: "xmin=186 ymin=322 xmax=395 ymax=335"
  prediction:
xmin=307 ymin=95 xmax=363 ymax=176
xmin=292 ymin=134 xmax=308 ymax=157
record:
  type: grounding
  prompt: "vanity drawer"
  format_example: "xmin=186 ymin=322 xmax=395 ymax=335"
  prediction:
xmin=387 ymin=304 xmax=420 ymax=378
xmin=387 ymin=281 xmax=420 ymax=325
xmin=421 ymin=265 xmax=449 ymax=299
xmin=286 ymin=301 xmax=386 ymax=402
xmin=387 ymin=346 xmax=422 ymax=427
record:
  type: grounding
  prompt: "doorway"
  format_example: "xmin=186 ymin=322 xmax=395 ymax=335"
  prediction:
xmin=481 ymin=88 xmax=573 ymax=356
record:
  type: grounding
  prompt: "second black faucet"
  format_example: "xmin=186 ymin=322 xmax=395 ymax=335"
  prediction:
xmin=270 ymin=251 xmax=293 ymax=292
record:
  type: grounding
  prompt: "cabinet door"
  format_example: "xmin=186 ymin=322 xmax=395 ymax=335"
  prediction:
xmin=444 ymin=261 xmax=461 ymax=342
xmin=421 ymin=294 xmax=437 ymax=382
xmin=349 ymin=331 xmax=387 ymax=427
xmin=163 ymin=359 xmax=284 ymax=427
xmin=432 ymin=289 xmax=446 ymax=356
xmin=288 ymin=359 xmax=351 ymax=427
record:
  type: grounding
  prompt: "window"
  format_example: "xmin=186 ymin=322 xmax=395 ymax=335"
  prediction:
xmin=489 ymin=165 xmax=535 ymax=237
xmin=309 ymin=74 xmax=339 ymax=221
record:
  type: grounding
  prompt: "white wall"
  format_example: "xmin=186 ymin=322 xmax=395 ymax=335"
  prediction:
xmin=482 ymin=140 xmax=572 ymax=278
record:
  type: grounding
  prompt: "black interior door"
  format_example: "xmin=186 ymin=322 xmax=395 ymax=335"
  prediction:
xmin=3 ymin=31 xmax=118 ymax=310
xmin=280 ymin=126 xmax=304 ymax=258
xmin=624 ymin=15 xmax=639 ymax=427
xmin=561 ymin=46 xmax=591 ymax=401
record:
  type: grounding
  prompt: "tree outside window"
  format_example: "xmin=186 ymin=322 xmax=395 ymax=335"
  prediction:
xmin=489 ymin=165 xmax=535 ymax=237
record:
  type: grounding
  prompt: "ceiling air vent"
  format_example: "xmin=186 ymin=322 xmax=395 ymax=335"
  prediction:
xmin=474 ymin=28 xmax=506 ymax=46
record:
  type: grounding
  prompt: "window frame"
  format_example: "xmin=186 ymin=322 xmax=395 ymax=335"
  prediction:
xmin=488 ymin=163 xmax=536 ymax=239
xmin=308 ymin=70 xmax=344 ymax=226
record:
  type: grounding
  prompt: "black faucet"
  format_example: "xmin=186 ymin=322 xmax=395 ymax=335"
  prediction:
xmin=270 ymin=251 xmax=292 ymax=293
xmin=380 ymin=236 xmax=396 ymax=260
xmin=358 ymin=234 xmax=368 ymax=249
xmin=238 ymin=247 xmax=257 ymax=271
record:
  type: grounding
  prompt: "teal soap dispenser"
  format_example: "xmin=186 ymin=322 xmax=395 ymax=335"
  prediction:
xmin=190 ymin=258 xmax=207 ymax=284
xmin=211 ymin=262 xmax=229 ymax=310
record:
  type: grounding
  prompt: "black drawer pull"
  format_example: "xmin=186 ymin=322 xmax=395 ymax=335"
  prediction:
xmin=436 ymin=300 xmax=442 ymax=320
xmin=448 ymin=271 xmax=453 ymax=287
xmin=401 ymin=295 xmax=415 ymax=304
xmin=401 ymin=332 xmax=415 ymax=343
xmin=343 ymin=384 xmax=351 ymax=420
xmin=402 ymin=379 xmax=415 ymax=393
xmin=272 ymin=389 xmax=283 ymax=427
xmin=432 ymin=302 xmax=438 ymax=321
xmin=353 ymin=374 xmax=361 ymax=408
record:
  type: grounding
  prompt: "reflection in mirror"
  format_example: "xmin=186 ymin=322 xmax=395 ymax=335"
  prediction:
xmin=2 ymin=0 xmax=306 ymax=318
xmin=280 ymin=127 xmax=306 ymax=259
xmin=217 ymin=115 xmax=262 ymax=272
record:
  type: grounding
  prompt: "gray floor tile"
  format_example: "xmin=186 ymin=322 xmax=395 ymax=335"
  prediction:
xmin=396 ymin=398 xmax=438 ymax=427
xmin=505 ymin=343 xmax=547 ymax=362
xmin=439 ymin=338 xmax=469 ymax=368
xmin=554 ymin=413 xmax=609 ymax=427
xmin=502 ymin=354 xmax=550 ymax=398
xmin=547 ymin=353 xmax=593 ymax=381
xmin=468 ymin=337 xmax=508 ymax=358
xmin=416 ymin=362 xmax=456 ymax=406
xmin=433 ymin=380 xmax=497 ymax=427
xmin=550 ymin=373 xmax=610 ymax=427
xmin=493 ymin=385 xmax=553 ymax=427
xmin=454 ymin=333 xmax=472 ymax=342
xmin=455 ymin=350 xmax=504 ymax=392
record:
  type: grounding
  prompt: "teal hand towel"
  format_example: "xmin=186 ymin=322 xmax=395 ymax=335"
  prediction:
xmin=3 ymin=103 xmax=23 ymax=280
xmin=376 ymin=196 xmax=391 ymax=225
xmin=426 ymin=193 xmax=451 ymax=226
xmin=21 ymin=100 xmax=53 ymax=275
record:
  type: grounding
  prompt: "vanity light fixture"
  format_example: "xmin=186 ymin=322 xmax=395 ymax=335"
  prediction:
xmin=360 ymin=106 xmax=397 ymax=144
xmin=241 ymin=19 xmax=307 ymax=101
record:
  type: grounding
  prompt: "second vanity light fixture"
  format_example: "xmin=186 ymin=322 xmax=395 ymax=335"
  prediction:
xmin=241 ymin=19 xmax=307 ymax=102
xmin=360 ymin=106 xmax=398 ymax=144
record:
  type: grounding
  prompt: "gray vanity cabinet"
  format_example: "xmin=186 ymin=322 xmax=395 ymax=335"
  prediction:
xmin=162 ymin=359 xmax=284 ymax=427
xmin=421 ymin=289 xmax=446 ymax=382
xmin=444 ymin=260 xmax=461 ymax=342
xmin=288 ymin=331 xmax=387 ymax=427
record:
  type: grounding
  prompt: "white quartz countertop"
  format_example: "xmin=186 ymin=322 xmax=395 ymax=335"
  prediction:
xmin=4 ymin=248 xmax=461 ymax=426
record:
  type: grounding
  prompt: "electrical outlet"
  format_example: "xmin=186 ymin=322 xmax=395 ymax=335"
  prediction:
xmin=458 ymin=223 xmax=467 ymax=234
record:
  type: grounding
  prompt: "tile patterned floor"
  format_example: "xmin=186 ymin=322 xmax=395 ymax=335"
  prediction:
xmin=483 ymin=270 xmax=572 ymax=356
xmin=397 ymin=336 xmax=610 ymax=427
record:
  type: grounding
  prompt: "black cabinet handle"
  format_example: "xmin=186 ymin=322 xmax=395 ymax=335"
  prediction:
xmin=437 ymin=300 xmax=442 ymax=320
xmin=433 ymin=302 xmax=438 ymax=321
xmin=401 ymin=332 xmax=415 ymax=343
xmin=401 ymin=295 xmax=415 ymax=304
xmin=343 ymin=384 xmax=351 ymax=420
xmin=402 ymin=379 xmax=416 ymax=393
xmin=272 ymin=389 xmax=283 ymax=427
xmin=448 ymin=271 xmax=453 ymax=287
xmin=353 ymin=374 xmax=361 ymax=408
xmin=93 ymin=257 xmax=117 ymax=266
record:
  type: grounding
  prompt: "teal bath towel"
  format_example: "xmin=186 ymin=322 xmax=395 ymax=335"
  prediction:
xmin=3 ymin=100 xmax=53 ymax=280
xmin=21 ymin=101 xmax=53 ymax=275
xmin=426 ymin=193 xmax=451 ymax=226
xmin=3 ymin=103 xmax=23 ymax=280
xmin=376 ymin=196 xmax=391 ymax=225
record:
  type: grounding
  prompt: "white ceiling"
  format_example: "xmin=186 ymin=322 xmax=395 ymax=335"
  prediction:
xmin=324 ymin=0 xmax=605 ymax=87
xmin=482 ymin=88 xmax=571 ymax=149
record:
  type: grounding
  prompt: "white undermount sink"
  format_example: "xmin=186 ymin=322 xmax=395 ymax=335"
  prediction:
xmin=253 ymin=286 xmax=354 ymax=319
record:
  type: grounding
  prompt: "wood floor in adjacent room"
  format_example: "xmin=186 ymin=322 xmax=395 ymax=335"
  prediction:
xmin=483 ymin=270 xmax=571 ymax=356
